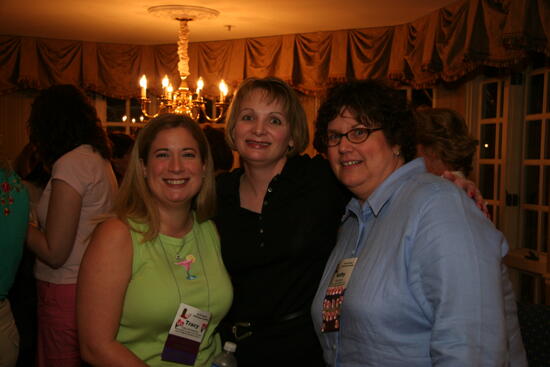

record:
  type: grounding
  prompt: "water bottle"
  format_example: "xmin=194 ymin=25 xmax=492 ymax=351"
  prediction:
xmin=211 ymin=341 xmax=237 ymax=367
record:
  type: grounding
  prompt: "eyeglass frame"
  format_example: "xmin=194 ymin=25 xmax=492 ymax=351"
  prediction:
xmin=324 ymin=127 xmax=383 ymax=147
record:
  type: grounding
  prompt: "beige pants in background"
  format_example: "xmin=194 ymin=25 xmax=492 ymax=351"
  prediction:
xmin=0 ymin=299 xmax=19 ymax=367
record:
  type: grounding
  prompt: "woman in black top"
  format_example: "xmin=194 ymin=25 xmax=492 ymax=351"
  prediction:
xmin=215 ymin=77 xmax=349 ymax=366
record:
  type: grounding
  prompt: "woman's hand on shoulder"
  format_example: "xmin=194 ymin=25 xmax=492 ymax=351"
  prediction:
xmin=441 ymin=171 xmax=490 ymax=218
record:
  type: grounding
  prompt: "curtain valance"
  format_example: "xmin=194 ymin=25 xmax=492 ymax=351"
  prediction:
xmin=0 ymin=0 xmax=547 ymax=98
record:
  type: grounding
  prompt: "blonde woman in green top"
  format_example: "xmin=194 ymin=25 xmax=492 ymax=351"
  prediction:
xmin=77 ymin=114 xmax=233 ymax=366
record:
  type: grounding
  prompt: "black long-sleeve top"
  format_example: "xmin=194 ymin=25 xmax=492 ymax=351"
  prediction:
xmin=214 ymin=154 xmax=349 ymax=366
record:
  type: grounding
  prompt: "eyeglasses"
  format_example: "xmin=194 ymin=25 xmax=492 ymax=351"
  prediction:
xmin=325 ymin=127 xmax=383 ymax=147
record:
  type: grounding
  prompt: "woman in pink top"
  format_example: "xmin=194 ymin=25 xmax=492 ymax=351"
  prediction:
xmin=26 ymin=85 xmax=118 ymax=367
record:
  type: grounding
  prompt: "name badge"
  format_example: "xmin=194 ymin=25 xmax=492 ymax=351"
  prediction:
xmin=162 ymin=303 xmax=211 ymax=365
xmin=321 ymin=257 xmax=357 ymax=333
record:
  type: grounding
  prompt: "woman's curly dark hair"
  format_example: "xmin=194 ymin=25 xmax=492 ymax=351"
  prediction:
xmin=314 ymin=79 xmax=417 ymax=163
xmin=28 ymin=84 xmax=111 ymax=167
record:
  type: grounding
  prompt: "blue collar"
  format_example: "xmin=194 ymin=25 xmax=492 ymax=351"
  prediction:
xmin=342 ymin=158 xmax=427 ymax=222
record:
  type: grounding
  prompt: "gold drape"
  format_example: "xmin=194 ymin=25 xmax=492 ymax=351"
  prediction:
xmin=0 ymin=0 xmax=548 ymax=98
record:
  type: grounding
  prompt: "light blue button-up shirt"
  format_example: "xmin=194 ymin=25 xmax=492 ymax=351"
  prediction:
xmin=312 ymin=158 xmax=526 ymax=366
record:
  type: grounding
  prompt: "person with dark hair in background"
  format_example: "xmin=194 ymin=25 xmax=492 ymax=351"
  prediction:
xmin=26 ymin=84 xmax=118 ymax=367
xmin=0 ymin=159 xmax=29 ymax=367
xmin=311 ymin=79 xmax=526 ymax=366
xmin=202 ymin=125 xmax=234 ymax=175
xmin=415 ymin=107 xmax=488 ymax=217
xmin=108 ymin=132 xmax=135 ymax=184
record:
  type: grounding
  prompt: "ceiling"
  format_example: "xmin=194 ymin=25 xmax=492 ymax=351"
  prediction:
xmin=0 ymin=0 xmax=455 ymax=45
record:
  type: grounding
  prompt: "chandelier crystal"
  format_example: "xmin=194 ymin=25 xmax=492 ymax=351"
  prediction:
xmin=139 ymin=5 xmax=229 ymax=122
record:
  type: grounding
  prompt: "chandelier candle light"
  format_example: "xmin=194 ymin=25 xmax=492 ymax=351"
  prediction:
xmin=139 ymin=5 xmax=229 ymax=121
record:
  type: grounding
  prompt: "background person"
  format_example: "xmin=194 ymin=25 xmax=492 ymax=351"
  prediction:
xmin=77 ymin=114 xmax=233 ymax=366
xmin=311 ymin=79 xmax=526 ymax=366
xmin=26 ymin=84 xmax=118 ymax=367
xmin=10 ymin=143 xmax=50 ymax=367
xmin=202 ymin=125 xmax=234 ymax=175
xmin=415 ymin=107 xmax=478 ymax=177
xmin=0 ymin=159 xmax=29 ymax=367
xmin=108 ymin=132 xmax=135 ymax=184
xmin=415 ymin=107 xmax=488 ymax=216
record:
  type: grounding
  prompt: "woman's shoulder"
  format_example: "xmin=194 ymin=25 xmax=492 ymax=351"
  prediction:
xmin=285 ymin=154 xmax=347 ymax=198
xmin=51 ymin=145 xmax=114 ymax=195
xmin=96 ymin=217 xmax=130 ymax=236
xmin=215 ymin=168 xmax=243 ymax=201
xmin=216 ymin=167 xmax=242 ymax=185
xmin=394 ymin=171 xmax=452 ymax=206
xmin=54 ymin=144 xmax=106 ymax=171
xmin=88 ymin=217 xmax=133 ymax=254
xmin=57 ymin=144 xmax=92 ymax=159
xmin=84 ymin=217 xmax=134 ymax=268
xmin=408 ymin=171 xmax=462 ymax=198
xmin=195 ymin=217 xmax=217 ymax=234
xmin=396 ymin=171 xmax=488 ymax=225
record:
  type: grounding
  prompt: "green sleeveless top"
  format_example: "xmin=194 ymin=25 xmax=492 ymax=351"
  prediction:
xmin=116 ymin=215 xmax=233 ymax=366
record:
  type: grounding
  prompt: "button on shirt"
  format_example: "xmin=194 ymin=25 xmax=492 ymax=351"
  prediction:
xmin=215 ymin=154 xmax=350 ymax=365
xmin=216 ymin=155 xmax=349 ymax=321
xmin=312 ymin=158 xmax=526 ymax=367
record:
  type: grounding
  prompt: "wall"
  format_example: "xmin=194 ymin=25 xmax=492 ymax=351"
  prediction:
xmin=0 ymin=90 xmax=36 ymax=162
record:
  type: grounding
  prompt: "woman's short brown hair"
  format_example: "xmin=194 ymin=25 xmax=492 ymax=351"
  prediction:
xmin=415 ymin=108 xmax=478 ymax=176
xmin=224 ymin=77 xmax=309 ymax=156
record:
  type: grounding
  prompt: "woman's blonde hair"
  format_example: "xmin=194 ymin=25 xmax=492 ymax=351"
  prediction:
xmin=224 ymin=77 xmax=309 ymax=156
xmin=113 ymin=113 xmax=216 ymax=241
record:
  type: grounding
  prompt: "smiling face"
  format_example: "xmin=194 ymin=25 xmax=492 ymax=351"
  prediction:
xmin=142 ymin=127 xmax=205 ymax=213
xmin=326 ymin=109 xmax=404 ymax=202
xmin=232 ymin=88 xmax=294 ymax=169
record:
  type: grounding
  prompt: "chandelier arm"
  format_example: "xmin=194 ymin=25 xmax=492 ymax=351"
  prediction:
xmin=200 ymin=103 xmax=226 ymax=123
xmin=190 ymin=109 xmax=201 ymax=121
xmin=140 ymin=99 xmax=160 ymax=119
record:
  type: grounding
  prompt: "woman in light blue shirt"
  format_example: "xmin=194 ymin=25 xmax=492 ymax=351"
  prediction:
xmin=311 ymin=80 xmax=526 ymax=366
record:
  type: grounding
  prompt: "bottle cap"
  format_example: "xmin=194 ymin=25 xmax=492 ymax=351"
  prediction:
xmin=223 ymin=341 xmax=237 ymax=353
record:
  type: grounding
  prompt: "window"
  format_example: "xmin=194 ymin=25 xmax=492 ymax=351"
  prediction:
xmin=521 ymin=69 xmax=550 ymax=254
xmin=474 ymin=64 xmax=550 ymax=304
xmin=477 ymin=80 xmax=506 ymax=227
xmin=100 ymin=96 xmax=146 ymax=137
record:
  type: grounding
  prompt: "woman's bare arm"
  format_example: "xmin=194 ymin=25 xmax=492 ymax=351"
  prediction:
xmin=77 ymin=217 xmax=147 ymax=366
xmin=27 ymin=179 xmax=82 ymax=268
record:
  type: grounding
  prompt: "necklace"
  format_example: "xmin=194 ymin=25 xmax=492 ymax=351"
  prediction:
xmin=172 ymin=214 xmax=194 ymax=260
xmin=158 ymin=224 xmax=211 ymax=311
xmin=175 ymin=239 xmax=186 ymax=260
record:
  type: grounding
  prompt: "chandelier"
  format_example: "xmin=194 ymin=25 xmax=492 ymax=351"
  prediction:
xmin=139 ymin=5 xmax=229 ymax=122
